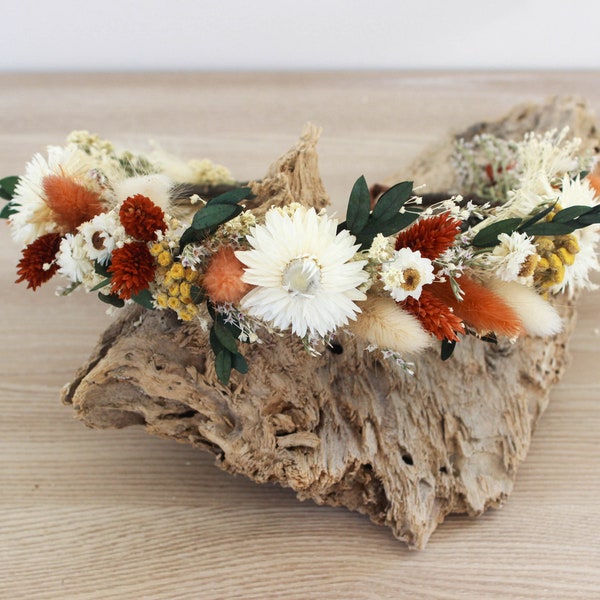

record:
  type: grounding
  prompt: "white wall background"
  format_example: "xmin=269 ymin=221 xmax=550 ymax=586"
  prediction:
xmin=2 ymin=0 xmax=600 ymax=71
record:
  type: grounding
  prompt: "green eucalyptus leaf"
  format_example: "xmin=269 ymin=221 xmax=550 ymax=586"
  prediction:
xmin=0 ymin=201 xmax=18 ymax=219
xmin=371 ymin=181 xmax=413 ymax=221
xmin=354 ymin=209 xmax=420 ymax=250
xmin=98 ymin=291 xmax=125 ymax=308
xmin=215 ymin=350 xmax=232 ymax=385
xmin=209 ymin=326 xmax=224 ymax=355
xmin=210 ymin=187 xmax=253 ymax=206
xmin=213 ymin=318 xmax=239 ymax=354
xmin=517 ymin=203 xmax=557 ymax=230
xmin=0 ymin=176 xmax=19 ymax=200
xmin=345 ymin=175 xmax=371 ymax=235
xmin=94 ymin=260 xmax=111 ymax=277
xmin=440 ymin=339 xmax=456 ymax=361
xmin=90 ymin=278 xmax=111 ymax=292
xmin=523 ymin=222 xmax=575 ymax=236
xmin=190 ymin=285 xmax=206 ymax=304
xmin=551 ymin=205 xmax=592 ymax=223
xmin=471 ymin=218 xmax=522 ymax=248
xmin=206 ymin=300 xmax=217 ymax=320
xmin=132 ymin=289 xmax=155 ymax=309
xmin=178 ymin=225 xmax=203 ymax=254
xmin=232 ymin=352 xmax=249 ymax=374
xmin=192 ymin=203 xmax=243 ymax=231
xmin=573 ymin=210 xmax=600 ymax=227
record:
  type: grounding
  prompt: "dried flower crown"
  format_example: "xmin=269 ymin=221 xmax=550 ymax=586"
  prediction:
xmin=3 ymin=129 xmax=600 ymax=384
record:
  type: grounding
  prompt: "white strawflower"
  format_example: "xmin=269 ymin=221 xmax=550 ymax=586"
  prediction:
xmin=550 ymin=176 xmax=600 ymax=295
xmin=488 ymin=231 xmax=537 ymax=283
xmin=10 ymin=145 xmax=100 ymax=245
xmin=380 ymin=247 xmax=434 ymax=302
xmin=235 ymin=206 xmax=368 ymax=338
xmin=57 ymin=233 xmax=94 ymax=284
xmin=79 ymin=211 xmax=125 ymax=265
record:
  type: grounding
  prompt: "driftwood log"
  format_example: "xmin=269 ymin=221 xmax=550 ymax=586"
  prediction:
xmin=62 ymin=97 xmax=598 ymax=548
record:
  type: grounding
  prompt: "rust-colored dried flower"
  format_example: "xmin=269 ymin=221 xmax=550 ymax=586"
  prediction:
xmin=42 ymin=174 xmax=104 ymax=234
xmin=119 ymin=194 xmax=167 ymax=242
xmin=395 ymin=212 xmax=461 ymax=260
xmin=203 ymin=245 xmax=252 ymax=304
xmin=401 ymin=288 xmax=465 ymax=342
xmin=429 ymin=276 xmax=522 ymax=338
xmin=108 ymin=241 xmax=156 ymax=300
xmin=15 ymin=233 xmax=62 ymax=290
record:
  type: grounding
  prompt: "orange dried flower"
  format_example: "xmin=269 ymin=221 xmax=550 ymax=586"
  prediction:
xmin=395 ymin=212 xmax=461 ymax=260
xmin=15 ymin=233 xmax=62 ymax=290
xmin=108 ymin=241 xmax=156 ymax=300
xmin=119 ymin=194 xmax=167 ymax=242
xmin=401 ymin=288 xmax=464 ymax=342
xmin=429 ymin=276 xmax=522 ymax=338
xmin=203 ymin=246 xmax=252 ymax=304
xmin=42 ymin=174 xmax=104 ymax=233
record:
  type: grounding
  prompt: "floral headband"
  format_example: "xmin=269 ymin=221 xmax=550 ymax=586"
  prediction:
xmin=3 ymin=129 xmax=600 ymax=384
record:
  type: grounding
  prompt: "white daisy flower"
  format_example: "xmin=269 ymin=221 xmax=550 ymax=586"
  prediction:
xmin=235 ymin=206 xmax=368 ymax=338
xmin=380 ymin=247 xmax=434 ymax=302
xmin=79 ymin=211 xmax=125 ymax=265
xmin=550 ymin=176 xmax=600 ymax=295
xmin=56 ymin=233 xmax=94 ymax=284
xmin=488 ymin=231 xmax=537 ymax=284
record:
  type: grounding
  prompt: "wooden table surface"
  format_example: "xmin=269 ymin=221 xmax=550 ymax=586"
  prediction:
xmin=1 ymin=72 xmax=599 ymax=600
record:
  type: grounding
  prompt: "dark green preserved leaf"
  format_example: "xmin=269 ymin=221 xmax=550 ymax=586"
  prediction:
xmin=0 ymin=176 xmax=19 ymax=200
xmin=209 ymin=187 xmax=253 ymax=206
xmin=98 ymin=291 xmax=125 ymax=308
xmin=90 ymin=278 xmax=111 ymax=292
xmin=517 ymin=203 xmax=557 ymax=230
xmin=345 ymin=176 xmax=370 ymax=235
xmin=94 ymin=260 xmax=111 ymax=277
xmin=190 ymin=285 xmax=206 ymax=304
xmin=551 ymin=205 xmax=592 ymax=223
xmin=371 ymin=181 xmax=413 ymax=221
xmin=132 ymin=289 xmax=155 ymax=309
xmin=215 ymin=350 xmax=232 ymax=385
xmin=440 ymin=339 xmax=456 ymax=361
xmin=471 ymin=218 xmax=522 ymax=247
xmin=213 ymin=318 xmax=239 ymax=354
xmin=0 ymin=201 xmax=18 ymax=219
xmin=523 ymin=222 xmax=574 ymax=236
xmin=192 ymin=203 xmax=243 ymax=231
xmin=232 ymin=352 xmax=249 ymax=374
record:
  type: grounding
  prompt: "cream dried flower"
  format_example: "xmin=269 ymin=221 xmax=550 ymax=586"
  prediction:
xmin=236 ymin=206 xmax=368 ymax=338
xmin=488 ymin=231 xmax=537 ymax=284
xmin=380 ymin=248 xmax=434 ymax=302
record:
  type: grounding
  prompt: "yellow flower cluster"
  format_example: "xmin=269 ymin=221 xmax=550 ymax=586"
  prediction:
xmin=150 ymin=241 xmax=201 ymax=321
xmin=534 ymin=234 xmax=580 ymax=291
